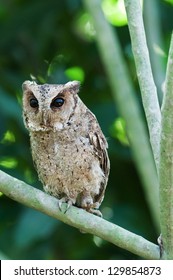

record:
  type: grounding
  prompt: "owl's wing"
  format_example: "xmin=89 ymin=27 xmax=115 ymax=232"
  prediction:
xmin=88 ymin=114 xmax=110 ymax=204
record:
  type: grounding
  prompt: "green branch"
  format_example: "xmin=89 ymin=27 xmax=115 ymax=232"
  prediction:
xmin=0 ymin=170 xmax=159 ymax=259
xmin=159 ymin=33 xmax=173 ymax=260
xmin=83 ymin=0 xmax=160 ymax=231
xmin=143 ymin=0 xmax=165 ymax=104
xmin=0 ymin=251 xmax=9 ymax=260
xmin=124 ymin=0 xmax=161 ymax=172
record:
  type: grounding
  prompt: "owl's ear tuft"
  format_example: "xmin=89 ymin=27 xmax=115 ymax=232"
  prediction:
xmin=22 ymin=80 xmax=37 ymax=92
xmin=65 ymin=80 xmax=80 ymax=94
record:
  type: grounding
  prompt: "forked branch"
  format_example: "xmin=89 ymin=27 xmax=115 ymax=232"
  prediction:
xmin=124 ymin=0 xmax=161 ymax=172
xmin=83 ymin=0 xmax=159 ymax=231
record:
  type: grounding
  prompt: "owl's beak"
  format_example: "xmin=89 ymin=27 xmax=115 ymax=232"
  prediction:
xmin=40 ymin=112 xmax=51 ymax=127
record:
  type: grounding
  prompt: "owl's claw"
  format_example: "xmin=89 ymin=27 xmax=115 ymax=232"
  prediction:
xmin=80 ymin=194 xmax=102 ymax=217
xmin=64 ymin=200 xmax=73 ymax=213
xmin=58 ymin=197 xmax=66 ymax=212
xmin=58 ymin=197 xmax=73 ymax=213
xmin=87 ymin=208 xmax=102 ymax=217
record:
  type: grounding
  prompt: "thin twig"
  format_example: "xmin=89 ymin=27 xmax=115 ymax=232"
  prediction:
xmin=0 ymin=170 xmax=160 ymax=259
xmin=83 ymin=0 xmax=160 ymax=231
xmin=159 ymin=33 xmax=173 ymax=260
xmin=124 ymin=0 xmax=161 ymax=172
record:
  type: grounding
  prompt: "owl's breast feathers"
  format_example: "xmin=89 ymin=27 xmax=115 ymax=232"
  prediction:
xmin=30 ymin=120 xmax=109 ymax=202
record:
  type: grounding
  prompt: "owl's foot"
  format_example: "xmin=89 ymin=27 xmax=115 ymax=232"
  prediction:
xmin=87 ymin=208 xmax=102 ymax=217
xmin=58 ymin=197 xmax=74 ymax=213
xmin=80 ymin=193 xmax=102 ymax=217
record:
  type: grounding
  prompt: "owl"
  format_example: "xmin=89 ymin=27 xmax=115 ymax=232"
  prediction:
xmin=22 ymin=80 xmax=110 ymax=216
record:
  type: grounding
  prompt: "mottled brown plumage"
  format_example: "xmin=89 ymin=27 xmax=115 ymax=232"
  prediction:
xmin=22 ymin=80 xmax=110 ymax=216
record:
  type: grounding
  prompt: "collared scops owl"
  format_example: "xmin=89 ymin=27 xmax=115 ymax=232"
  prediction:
xmin=22 ymin=80 xmax=110 ymax=216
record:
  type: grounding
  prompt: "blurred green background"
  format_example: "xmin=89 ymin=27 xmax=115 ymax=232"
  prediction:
xmin=0 ymin=0 xmax=172 ymax=260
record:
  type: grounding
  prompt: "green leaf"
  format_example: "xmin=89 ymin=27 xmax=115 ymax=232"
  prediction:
xmin=1 ymin=130 xmax=16 ymax=144
xmin=110 ymin=117 xmax=129 ymax=146
xmin=164 ymin=0 xmax=173 ymax=5
xmin=102 ymin=0 xmax=127 ymax=27
xmin=74 ymin=12 xmax=95 ymax=41
xmin=65 ymin=66 xmax=85 ymax=82
xmin=0 ymin=157 xmax=18 ymax=169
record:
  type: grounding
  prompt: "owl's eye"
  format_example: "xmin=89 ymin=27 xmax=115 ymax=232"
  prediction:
xmin=30 ymin=98 xmax=38 ymax=108
xmin=51 ymin=97 xmax=64 ymax=108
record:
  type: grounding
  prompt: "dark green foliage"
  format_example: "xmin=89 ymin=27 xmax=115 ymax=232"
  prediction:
xmin=0 ymin=0 xmax=171 ymax=259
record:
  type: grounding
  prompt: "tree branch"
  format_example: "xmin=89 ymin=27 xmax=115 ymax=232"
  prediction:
xmin=0 ymin=251 xmax=9 ymax=260
xmin=83 ymin=0 xmax=160 ymax=231
xmin=0 ymin=170 xmax=159 ymax=259
xmin=124 ymin=0 xmax=161 ymax=172
xmin=159 ymin=33 xmax=173 ymax=259
xmin=143 ymin=0 xmax=165 ymax=104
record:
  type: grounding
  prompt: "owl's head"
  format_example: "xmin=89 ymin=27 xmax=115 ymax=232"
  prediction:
xmin=22 ymin=80 xmax=80 ymax=131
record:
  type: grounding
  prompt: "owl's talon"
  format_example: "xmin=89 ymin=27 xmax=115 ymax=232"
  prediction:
xmin=58 ymin=197 xmax=67 ymax=212
xmin=58 ymin=197 xmax=73 ymax=213
xmin=80 ymin=195 xmax=102 ymax=217
xmin=64 ymin=200 xmax=73 ymax=213
xmin=87 ymin=208 xmax=102 ymax=217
